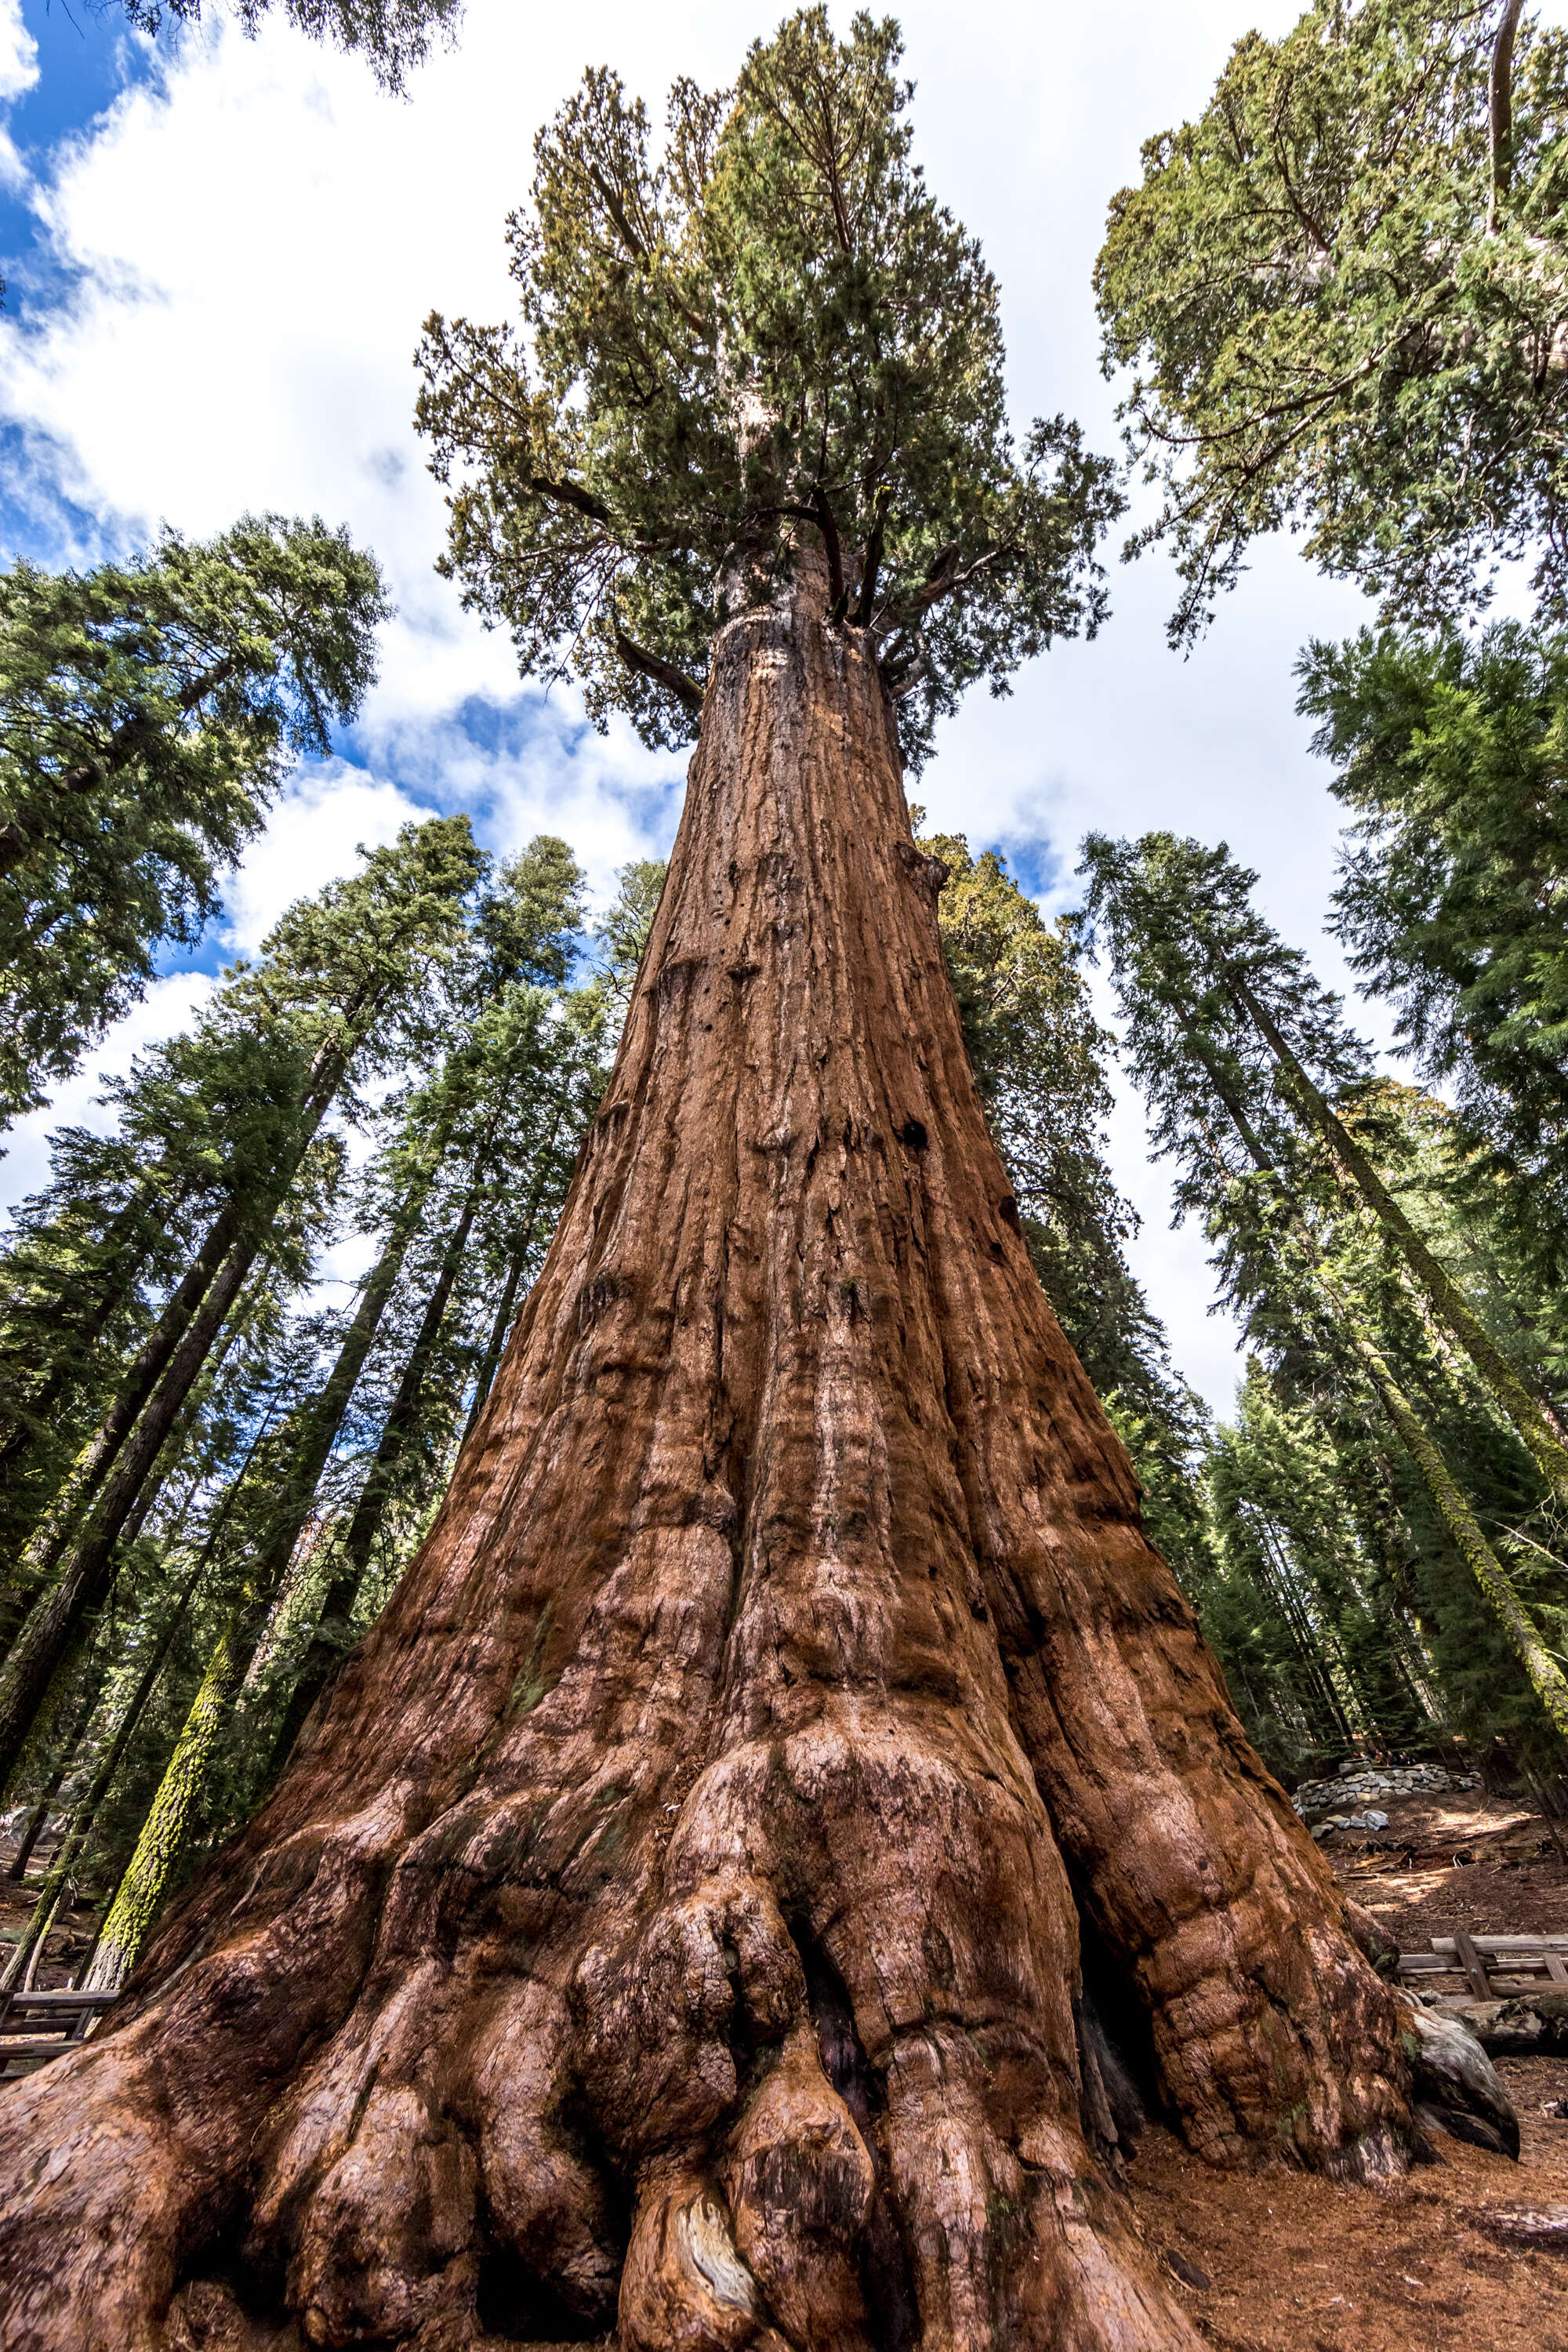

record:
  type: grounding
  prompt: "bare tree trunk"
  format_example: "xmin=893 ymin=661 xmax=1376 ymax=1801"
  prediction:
xmin=0 ymin=572 xmax=1423 ymax=2351
xmin=262 ymin=1174 xmax=482 ymax=1787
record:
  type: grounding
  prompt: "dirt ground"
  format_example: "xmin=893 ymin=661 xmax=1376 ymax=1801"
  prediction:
xmin=0 ymin=1835 xmax=100 ymax=1990
xmin=1127 ymin=2089 xmax=1568 ymax=2352
xmin=1330 ymin=1782 xmax=1568 ymax=1950
xmin=1122 ymin=1780 xmax=1568 ymax=2352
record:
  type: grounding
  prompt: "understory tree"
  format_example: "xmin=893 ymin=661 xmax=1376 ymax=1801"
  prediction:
xmin=0 ymin=17 xmax=1490 ymax=2352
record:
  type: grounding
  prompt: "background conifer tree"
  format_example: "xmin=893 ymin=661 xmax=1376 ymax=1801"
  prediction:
xmin=0 ymin=516 xmax=387 ymax=1127
xmin=1096 ymin=0 xmax=1568 ymax=642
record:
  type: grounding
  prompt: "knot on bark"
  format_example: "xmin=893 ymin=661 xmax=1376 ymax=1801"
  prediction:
xmin=895 ymin=838 xmax=947 ymax=900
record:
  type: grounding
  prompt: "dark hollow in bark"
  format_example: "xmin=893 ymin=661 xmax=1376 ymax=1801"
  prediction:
xmin=0 ymin=568 xmax=1420 ymax=2351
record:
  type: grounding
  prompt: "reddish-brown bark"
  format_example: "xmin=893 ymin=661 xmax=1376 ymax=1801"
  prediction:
xmin=0 ymin=565 xmax=1421 ymax=2350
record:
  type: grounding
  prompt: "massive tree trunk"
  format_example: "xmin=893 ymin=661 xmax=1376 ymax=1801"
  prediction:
xmin=0 ymin=570 xmax=1420 ymax=2350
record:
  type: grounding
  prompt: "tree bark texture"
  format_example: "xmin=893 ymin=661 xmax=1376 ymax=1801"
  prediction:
xmin=0 ymin=572 xmax=1417 ymax=2351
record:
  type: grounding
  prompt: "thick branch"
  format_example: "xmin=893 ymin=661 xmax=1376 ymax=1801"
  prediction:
xmin=529 ymin=474 xmax=614 ymax=525
xmin=1490 ymin=0 xmax=1526 ymax=234
xmin=852 ymin=498 xmax=886 ymax=628
xmin=612 ymin=626 xmax=705 ymax=713
xmin=811 ymin=485 xmax=846 ymax=610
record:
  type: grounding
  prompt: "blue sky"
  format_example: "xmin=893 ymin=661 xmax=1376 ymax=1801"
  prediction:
xmin=0 ymin=0 xmax=1512 ymax=1409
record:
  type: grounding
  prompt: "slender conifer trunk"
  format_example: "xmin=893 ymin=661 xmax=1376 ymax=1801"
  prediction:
xmin=0 ymin=1239 xmax=258 ymax=1795
xmin=0 ymin=1048 xmax=367 ymax=1795
xmin=242 ymin=1139 xmax=448 ymax=1614
xmin=1226 ymin=966 xmax=1568 ymax=1506
xmin=0 ymin=1173 xmax=176 ymax=1486
xmin=266 ymin=1174 xmax=484 ymax=1782
xmin=0 ymin=572 xmax=1426 ymax=2352
xmin=1187 ymin=1016 xmax=1568 ymax=1744
xmin=8 ymin=1027 xmax=352 ymax=1588
xmin=460 ymin=1086 xmax=575 ymax=1446
xmin=0 ymin=1547 xmax=207 ymax=1997
xmin=3 ymin=1650 xmax=109 ymax=1884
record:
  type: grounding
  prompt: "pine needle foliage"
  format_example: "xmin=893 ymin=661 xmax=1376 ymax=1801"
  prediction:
xmin=0 ymin=515 xmax=387 ymax=1127
xmin=1301 ymin=618 xmax=1568 ymax=1297
xmin=1097 ymin=1 xmax=1568 ymax=644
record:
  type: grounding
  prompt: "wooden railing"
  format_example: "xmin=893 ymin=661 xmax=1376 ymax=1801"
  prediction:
xmin=1399 ymin=1933 xmax=1568 ymax=2002
xmin=0 ymin=1986 xmax=118 ymax=2078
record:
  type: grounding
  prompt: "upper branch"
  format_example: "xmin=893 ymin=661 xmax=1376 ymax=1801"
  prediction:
xmin=612 ymin=626 xmax=706 ymax=713
xmin=1490 ymin=0 xmax=1527 ymax=234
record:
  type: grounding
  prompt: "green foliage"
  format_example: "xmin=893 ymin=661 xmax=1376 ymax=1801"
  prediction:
xmin=1301 ymin=619 xmax=1568 ymax=1294
xmin=114 ymin=0 xmax=462 ymax=90
xmin=0 ymin=816 xmax=481 ymax=1589
xmin=590 ymin=858 xmax=667 ymax=1018
xmin=1079 ymin=829 xmax=1370 ymax=1221
xmin=0 ymin=515 xmax=387 ymax=1127
xmin=1096 ymin=1 xmax=1568 ymax=642
xmin=0 ymin=828 xmax=616 ymax=1921
xmin=1083 ymin=822 xmax=1568 ymax=1771
xmin=416 ymin=8 xmax=1120 ymax=765
xmin=1197 ymin=1365 xmax=1439 ymax=1773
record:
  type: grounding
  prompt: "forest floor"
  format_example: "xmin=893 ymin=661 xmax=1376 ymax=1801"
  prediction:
xmin=0 ymin=1843 xmax=100 ymax=1987
xmin=1125 ymin=1780 xmax=1568 ymax=2351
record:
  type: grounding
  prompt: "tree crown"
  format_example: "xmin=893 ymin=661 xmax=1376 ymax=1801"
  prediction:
xmin=1299 ymin=618 xmax=1568 ymax=1271
xmin=417 ymin=8 xmax=1120 ymax=765
xmin=0 ymin=514 xmax=389 ymax=1128
xmin=1079 ymin=829 xmax=1372 ymax=1218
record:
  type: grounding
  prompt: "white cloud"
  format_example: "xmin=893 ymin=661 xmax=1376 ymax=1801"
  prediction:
xmin=0 ymin=0 xmax=36 ymax=103
xmin=219 ymin=760 xmax=430 ymax=956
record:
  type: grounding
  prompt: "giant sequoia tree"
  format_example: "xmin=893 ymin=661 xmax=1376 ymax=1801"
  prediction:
xmin=0 ymin=16 xmax=1497 ymax=2350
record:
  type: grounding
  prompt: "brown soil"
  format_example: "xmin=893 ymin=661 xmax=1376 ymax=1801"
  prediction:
xmin=1329 ymin=1785 xmax=1568 ymax=1949
xmin=1127 ymin=2082 xmax=1568 ymax=2352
